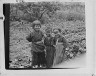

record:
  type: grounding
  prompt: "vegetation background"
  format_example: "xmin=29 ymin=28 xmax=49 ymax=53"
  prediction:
xmin=9 ymin=2 xmax=86 ymax=68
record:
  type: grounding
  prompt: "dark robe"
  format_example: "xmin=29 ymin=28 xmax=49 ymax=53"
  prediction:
xmin=44 ymin=37 xmax=56 ymax=68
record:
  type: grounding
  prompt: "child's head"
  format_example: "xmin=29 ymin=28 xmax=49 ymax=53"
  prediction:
xmin=46 ymin=30 xmax=52 ymax=37
xmin=53 ymin=28 xmax=61 ymax=34
xmin=46 ymin=33 xmax=51 ymax=37
xmin=32 ymin=20 xmax=41 ymax=31
xmin=45 ymin=27 xmax=52 ymax=37
xmin=53 ymin=28 xmax=62 ymax=37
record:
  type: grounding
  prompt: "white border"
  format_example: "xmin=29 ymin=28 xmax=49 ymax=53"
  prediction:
xmin=0 ymin=0 xmax=95 ymax=76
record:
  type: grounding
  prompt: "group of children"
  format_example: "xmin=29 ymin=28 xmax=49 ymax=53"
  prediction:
xmin=26 ymin=20 xmax=68 ymax=68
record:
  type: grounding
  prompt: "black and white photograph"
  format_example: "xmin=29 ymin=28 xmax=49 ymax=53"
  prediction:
xmin=3 ymin=1 xmax=86 ymax=69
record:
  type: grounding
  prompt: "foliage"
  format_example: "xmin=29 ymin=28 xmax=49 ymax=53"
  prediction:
xmin=10 ymin=2 xmax=60 ymax=23
xmin=9 ymin=2 xmax=86 ymax=68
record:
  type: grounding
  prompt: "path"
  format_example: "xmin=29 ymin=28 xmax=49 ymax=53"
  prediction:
xmin=53 ymin=53 xmax=86 ymax=68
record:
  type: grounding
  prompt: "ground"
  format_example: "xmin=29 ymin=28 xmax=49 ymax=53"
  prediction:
xmin=53 ymin=53 xmax=86 ymax=68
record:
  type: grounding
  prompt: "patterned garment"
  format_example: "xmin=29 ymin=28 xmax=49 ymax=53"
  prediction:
xmin=53 ymin=43 xmax=64 ymax=65
xmin=54 ymin=35 xmax=68 ymax=48
xmin=26 ymin=30 xmax=45 ymax=52
xmin=53 ymin=35 xmax=68 ymax=65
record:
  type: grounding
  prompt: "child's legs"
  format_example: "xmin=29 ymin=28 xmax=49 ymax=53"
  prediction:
xmin=36 ymin=52 xmax=40 ymax=67
xmin=38 ymin=51 xmax=46 ymax=66
xmin=32 ymin=51 xmax=38 ymax=66
xmin=46 ymin=46 xmax=55 ymax=68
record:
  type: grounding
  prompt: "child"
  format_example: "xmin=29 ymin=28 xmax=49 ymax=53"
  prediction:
xmin=44 ymin=28 xmax=56 ymax=68
xmin=53 ymin=28 xmax=69 ymax=65
xmin=26 ymin=20 xmax=46 ymax=68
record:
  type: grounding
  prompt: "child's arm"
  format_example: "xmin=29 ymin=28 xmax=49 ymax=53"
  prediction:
xmin=26 ymin=33 xmax=33 ymax=42
xmin=41 ymin=31 xmax=46 ymax=43
xmin=62 ymin=36 xmax=69 ymax=49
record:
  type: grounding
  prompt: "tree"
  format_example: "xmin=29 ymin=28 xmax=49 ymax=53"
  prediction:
xmin=10 ymin=2 xmax=60 ymax=23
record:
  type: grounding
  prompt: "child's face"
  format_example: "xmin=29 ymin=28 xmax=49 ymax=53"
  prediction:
xmin=53 ymin=29 xmax=60 ymax=37
xmin=34 ymin=24 xmax=41 ymax=31
xmin=46 ymin=33 xmax=51 ymax=37
xmin=53 ymin=29 xmax=59 ymax=34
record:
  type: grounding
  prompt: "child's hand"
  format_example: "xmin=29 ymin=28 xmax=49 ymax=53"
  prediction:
xmin=51 ymin=33 xmax=55 ymax=37
xmin=53 ymin=45 xmax=56 ymax=47
xmin=57 ymin=42 xmax=63 ymax=45
xmin=66 ymin=47 xmax=69 ymax=50
xmin=44 ymin=34 xmax=47 ymax=37
xmin=36 ymin=41 xmax=43 ymax=44
xmin=56 ymin=42 xmax=63 ymax=45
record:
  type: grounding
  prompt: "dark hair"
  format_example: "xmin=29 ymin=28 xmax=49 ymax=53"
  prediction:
xmin=53 ymin=28 xmax=62 ymax=33
xmin=45 ymin=27 xmax=52 ymax=33
xmin=32 ymin=20 xmax=41 ymax=28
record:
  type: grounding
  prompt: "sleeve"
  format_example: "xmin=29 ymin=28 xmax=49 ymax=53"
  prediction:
xmin=26 ymin=32 xmax=34 ymax=42
xmin=62 ymin=37 xmax=68 ymax=48
xmin=41 ymin=31 xmax=44 ymax=37
xmin=44 ymin=37 xmax=47 ymax=46
xmin=53 ymin=37 xmax=56 ymax=45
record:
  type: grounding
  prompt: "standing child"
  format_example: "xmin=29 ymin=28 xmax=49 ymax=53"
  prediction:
xmin=44 ymin=28 xmax=56 ymax=68
xmin=26 ymin=20 xmax=46 ymax=68
xmin=53 ymin=28 xmax=69 ymax=65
